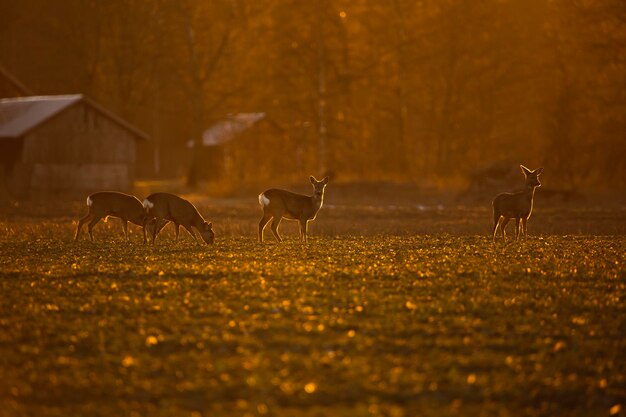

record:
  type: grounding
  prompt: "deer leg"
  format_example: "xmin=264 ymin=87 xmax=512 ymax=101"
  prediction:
xmin=151 ymin=218 xmax=164 ymax=243
xmin=139 ymin=213 xmax=152 ymax=244
xmin=270 ymin=217 xmax=283 ymax=242
xmin=492 ymin=215 xmax=501 ymax=242
xmin=183 ymin=224 xmax=199 ymax=244
xmin=145 ymin=218 xmax=157 ymax=242
xmin=500 ymin=218 xmax=510 ymax=240
xmin=304 ymin=220 xmax=309 ymax=242
xmin=513 ymin=218 xmax=521 ymax=241
xmin=258 ymin=213 xmax=272 ymax=242
xmin=146 ymin=218 xmax=159 ymax=245
xmin=121 ymin=219 xmax=129 ymax=241
xmin=142 ymin=220 xmax=148 ymax=244
xmin=174 ymin=223 xmax=181 ymax=242
xmin=156 ymin=219 xmax=169 ymax=235
xmin=87 ymin=216 xmax=102 ymax=242
xmin=522 ymin=217 xmax=528 ymax=240
xmin=299 ymin=219 xmax=308 ymax=243
xmin=151 ymin=219 xmax=169 ymax=243
xmin=150 ymin=219 xmax=158 ymax=244
xmin=154 ymin=219 xmax=170 ymax=237
xmin=74 ymin=212 xmax=93 ymax=241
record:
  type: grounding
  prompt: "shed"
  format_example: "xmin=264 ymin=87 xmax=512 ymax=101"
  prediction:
xmin=187 ymin=113 xmax=285 ymax=185
xmin=0 ymin=95 xmax=148 ymax=196
xmin=187 ymin=112 xmax=268 ymax=148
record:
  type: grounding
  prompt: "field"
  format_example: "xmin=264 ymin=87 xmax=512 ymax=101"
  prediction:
xmin=0 ymin=187 xmax=625 ymax=417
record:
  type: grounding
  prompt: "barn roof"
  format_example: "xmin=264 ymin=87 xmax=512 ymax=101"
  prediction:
xmin=0 ymin=94 xmax=148 ymax=140
xmin=187 ymin=112 xmax=267 ymax=147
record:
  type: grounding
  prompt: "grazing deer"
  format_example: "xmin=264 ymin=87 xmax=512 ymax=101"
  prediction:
xmin=492 ymin=165 xmax=544 ymax=242
xmin=143 ymin=193 xmax=214 ymax=245
xmin=74 ymin=191 xmax=148 ymax=242
xmin=258 ymin=175 xmax=329 ymax=243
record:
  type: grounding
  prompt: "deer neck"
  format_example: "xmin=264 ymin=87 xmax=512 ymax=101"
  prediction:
xmin=312 ymin=191 xmax=325 ymax=210
xmin=524 ymin=184 xmax=537 ymax=210
xmin=190 ymin=211 xmax=205 ymax=229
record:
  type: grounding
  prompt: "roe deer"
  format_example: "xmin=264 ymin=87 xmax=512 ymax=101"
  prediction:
xmin=74 ymin=191 xmax=148 ymax=242
xmin=258 ymin=175 xmax=329 ymax=243
xmin=492 ymin=165 xmax=544 ymax=242
xmin=143 ymin=193 xmax=214 ymax=244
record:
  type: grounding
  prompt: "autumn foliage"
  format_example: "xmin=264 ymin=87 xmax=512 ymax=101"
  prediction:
xmin=1 ymin=0 xmax=625 ymax=188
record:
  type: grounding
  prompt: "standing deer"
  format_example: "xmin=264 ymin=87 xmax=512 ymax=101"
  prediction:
xmin=492 ymin=165 xmax=544 ymax=242
xmin=258 ymin=175 xmax=329 ymax=243
xmin=74 ymin=191 xmax=148 ymax=242
xmin=143 ymin=193 xmax=214 ymax=245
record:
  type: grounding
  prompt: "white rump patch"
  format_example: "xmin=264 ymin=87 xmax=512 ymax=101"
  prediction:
xmin=143 ymin=198 xmax=154 ymax=209
xmin=259 ymin=193 xmax=270 ymax=207
xmin=86 ymin=196 xmax=93 ymax=207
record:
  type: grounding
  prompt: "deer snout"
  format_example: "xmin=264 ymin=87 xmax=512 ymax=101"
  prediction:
xmin=200 ymin=230 xmax=215 ymax=244
xmin=200 ymin=222 xmax=215 ymax=244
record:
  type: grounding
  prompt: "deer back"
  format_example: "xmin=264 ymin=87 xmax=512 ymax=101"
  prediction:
xmin=263 ymin=189 xmax=320 ymax=219
xmin=90 ymin=192 xmax=145 ymax=223
xmin=145 ymin=193 xmax=204 ymax=227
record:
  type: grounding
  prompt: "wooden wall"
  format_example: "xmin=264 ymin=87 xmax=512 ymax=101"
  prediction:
xmin=11 ymin=103 xmax=137 ymax=194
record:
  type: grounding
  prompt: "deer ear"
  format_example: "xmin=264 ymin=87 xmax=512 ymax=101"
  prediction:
xmin=520 ymin=165 xmax=531 ymax=176
xmin=534 ymin=167 xmax=544 ymax=176
xmin=322 ymin=176 xmax=329 ymax=184
xmin=310 ymin=175 xmax=316 ymax=184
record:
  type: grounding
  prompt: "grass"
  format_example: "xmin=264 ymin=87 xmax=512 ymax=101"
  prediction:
xmin=0 ymin=212 xmax=624 ymax=417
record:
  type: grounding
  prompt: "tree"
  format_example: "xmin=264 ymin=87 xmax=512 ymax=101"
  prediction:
xmin=167 ymin=1 xmax=243 ymax=187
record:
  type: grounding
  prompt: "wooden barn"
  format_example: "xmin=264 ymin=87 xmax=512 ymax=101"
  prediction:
xmin=187 ymin=112 xmax=285 ymax=186
xmin=0 ymin=94 xmax=148 ymax=196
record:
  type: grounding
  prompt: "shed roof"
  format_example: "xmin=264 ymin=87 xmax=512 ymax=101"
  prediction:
xmin=187 ymin=112 xmax=266 ymax=147
xmin=0 ymin=94 xmax=149 ymax=140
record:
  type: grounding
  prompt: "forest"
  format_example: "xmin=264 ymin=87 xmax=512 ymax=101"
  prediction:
xmin=1 ymin=0 xmax=625 ymax=189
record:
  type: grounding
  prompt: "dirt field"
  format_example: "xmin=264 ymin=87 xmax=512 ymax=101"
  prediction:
xmin=0 ymin=187 xmax=625 ymax=416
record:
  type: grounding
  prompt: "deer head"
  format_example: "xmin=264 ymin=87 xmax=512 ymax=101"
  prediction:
xmin=310 ymin=175 xmax=329 ymax=197
xmin=520 ymin=165 xmax=543 ymax=188
xmin=199 ymin=221 xmax=214 ymax=244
